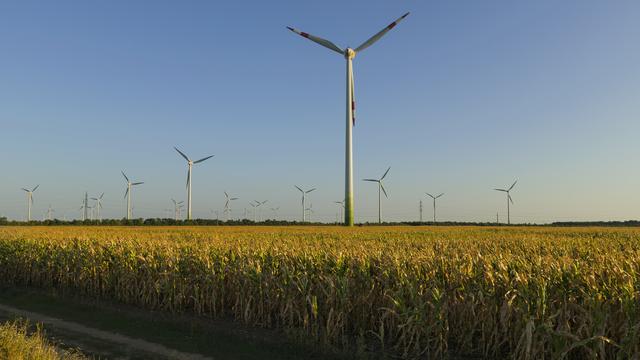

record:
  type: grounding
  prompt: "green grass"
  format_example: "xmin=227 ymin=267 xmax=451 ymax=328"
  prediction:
xmin=0 ymin=318 xmax=86 ymax=360
xmin=0 ymin=288 xmax=346 ymax=360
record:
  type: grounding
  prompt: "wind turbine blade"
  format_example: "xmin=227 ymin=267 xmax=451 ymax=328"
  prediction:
xmin=425 ymin=193 xmax=434 ymax=199
xmin=132 ymin=182 xmax=144 ymax=185
xmin=231 ymin=197 xmax=238 ymax=200
xmin=436 ymin=193 xmax=444 ymax=198
xmin=91 ymin=198 xmax=98 ymax=201
xmin=194 ymin=155 xmax=214 ymax=164
xmin=363 ymin=179 xmax=378 ymax=182
xmin=494 ymin=189 xmax=507 ymax=192
xmin=508 ymin=180 xmax=518 ymax=191
xmin=32 ymin=185 xmax=39 ymax=192
xmin=355 ymin=12 xmax=410 ymax=53
xmin=262 ymin=200 xmax=268 ymax=204
xmin=294 ymin=185 xmax=303 ymax=193
xmin=509 ymin=194 xmax=514 ymax=204
xmin=380 ymin=167 xmax=391 ymax=180
xmin=174 ymin=147 xmax=190 ymax=162
xmin=121 ymin=171 xmax=129 ymax=182
xmin=100 ymin=193 xmax=104 ymax=199
xmin=306 ymin=188 xmax=316 ymax=193
xmin=286 ymin=27 xmax=344 ymax=54
xmin=380 ymin=183 xmax=389 ymax=198
xmin=21 ymin=188 xmax=29 ymax=192
xmin=186 ymin=169 xmax=190 ymax=189
xmin=124 ymin=187 xmax=129 ymax=199
xmin=224 ymin=191 xmax=229 ymax=199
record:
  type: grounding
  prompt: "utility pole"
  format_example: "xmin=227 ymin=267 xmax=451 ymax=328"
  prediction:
xmin=419 ymin=200 xmax=423 ymax=223
xmin=496 ymin=212 xmax=499 ymax=224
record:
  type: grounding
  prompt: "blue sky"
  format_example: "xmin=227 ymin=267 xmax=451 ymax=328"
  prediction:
xmin=1 ymin=1 xmax=639 ymax=223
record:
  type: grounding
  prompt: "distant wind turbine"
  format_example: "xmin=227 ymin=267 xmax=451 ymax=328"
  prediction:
xmin=21 ymin=185 xmax=39 ymax=221
xmin=171 ymin=199 xmax=184 ymax=220
xmin=174 ymin=147 xmax=214 ymax=220
xmin=46 ymin=204 xmax=54 ymax=221
xmin=91 ymin=193 xmax=104 ymax=221
xmin=334 ymin=200 xmax=345 ymax=223
xmin=494 ymin=180 xmax=517 ymax=225
xmin=363 ymin=167 xmax=390 ymax=224
xmin=295 ymin=186 xmax=315 ymax=222
xmin=224 ymin=192 xmax=239 ymax=221
xmin=270 ymin=207 xmax=280 ymax=220
xmin=287 ymin=12 xmax=410 ymax=226
xmin=425 ymin=193 xmax=444 ymax=223
xmin=122 ymin=171 xmax=143 ymax=220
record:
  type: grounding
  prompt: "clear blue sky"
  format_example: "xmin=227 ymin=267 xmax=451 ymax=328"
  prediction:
xmin=1 ymin=1 xmax=639 ymax=223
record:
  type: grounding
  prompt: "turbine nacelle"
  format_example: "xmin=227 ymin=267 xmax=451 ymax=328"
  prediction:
xmin=345 ymin=48 xmax=356 ymax=59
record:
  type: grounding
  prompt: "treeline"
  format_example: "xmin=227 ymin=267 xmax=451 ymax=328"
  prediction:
xmin=1 ymin=217 xmax=638 ymax=227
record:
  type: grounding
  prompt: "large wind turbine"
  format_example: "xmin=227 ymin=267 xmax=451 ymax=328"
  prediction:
xmin=21 ymin=185 xmax=39 ymax=221
xmin=174 ymin=147 xmax=214 ymax=220
xmin=295 ymin=186 xmax=316 ymax=222
xmin=494 ymin=180 xmax=517 ymax=225
xmin=122 ymin=171 xmax=143 ymax=220
xmin=425 ymin=193 xmax=444 ymax=223
xmin=287 ymin=12 xmax=409 ymax=226
xmin=91 ymin=193 xmax=104 ymax=221
xmin=363 ymin=167 xmax=390 ymax=224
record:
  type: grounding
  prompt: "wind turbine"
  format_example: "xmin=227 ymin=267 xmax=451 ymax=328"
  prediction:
xmin=305 ymin=203 xmax=314 ymax=222
xmin=171 ymin=199 xmax=182 ymax=220
xmin=224 ymin=192 xmax=239 ymax=221
xmin=334 ymin=200 xmax=345 ymax=223
xmin=46 ymin=204 xmax=54 ymax=221
xmin=425 ymin=193 xmax=444 ymax=223
xmin=249 ymin=202 xmax=257 ymax=222
xmin=494 ymin=180 xmax=517 ymax=225
xmin=174 ymin=147 xmax=214 ymax=220
xmin=253 ymin=200 xmax=268 ymax=222
xmin=363 ymin=167 xmax=390 ymax=224
xmin=287 ymin=12 xmax=410 ymax=226
xmin=91 ymin=193 xmax=104 ymax=221
xmin=295 ymin=186 xmax=316 ymax=222
xmin=270 ymin=207 xmax=280 ymax=220
xmin=21 ymin=185 xmax=39 ymax=221
xmin=122 ymin=171 xmax=143 ymax=220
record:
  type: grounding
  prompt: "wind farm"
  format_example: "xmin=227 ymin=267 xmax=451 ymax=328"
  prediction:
xmin=0 ymin=3 xmax=639 ymax=360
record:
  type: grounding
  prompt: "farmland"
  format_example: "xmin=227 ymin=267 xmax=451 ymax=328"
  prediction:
xmin=0 ymin=226 xmax=638 ymax=359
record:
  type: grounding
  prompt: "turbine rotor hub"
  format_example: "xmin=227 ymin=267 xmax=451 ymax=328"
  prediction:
xmin=345 ymin=48 xmax=356 ymax=60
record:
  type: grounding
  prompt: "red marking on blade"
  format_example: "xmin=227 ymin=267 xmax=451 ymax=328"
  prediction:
xmin=301 ymin=32 xmax=310 ymax=38
xmin=387 ymin=22 xmax=397 ymax=30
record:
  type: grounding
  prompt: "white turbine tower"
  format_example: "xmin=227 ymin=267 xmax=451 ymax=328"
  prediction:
xmin=425 ymin=193 xmax=444 ymax=223
xmin=363 ymin=167 xmax=390 ymax=224
xmin=494 ymin=180 xmax=517 ymax=225
xmin=122 ymin=171 xmax=143 ymax=220
xmin=224 ymin=192 xmax=239 ymax=221
xmin=174 ymin=147 xmax=214 ymax=221
xmin=91 ymin=193 xmax=105 ymax=221
xmin=21 ymin=185 xmax=39 ymax=221
xmin=294 ymin=186 xmax=316 ymax=222
xmin=287 ymin=12 xmax=409 ymax=226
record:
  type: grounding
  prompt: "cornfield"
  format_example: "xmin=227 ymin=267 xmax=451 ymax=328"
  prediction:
xmin=0 ymin=226 xmax=638 ymax=359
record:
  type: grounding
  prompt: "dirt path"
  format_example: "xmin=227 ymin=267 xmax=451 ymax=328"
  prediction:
xmin=0 ymin=303 xmax=213 ymax=360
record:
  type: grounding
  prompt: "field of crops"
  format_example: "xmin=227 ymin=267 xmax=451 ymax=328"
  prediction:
xmin=0 ymin=226 xmax=638 ymax=359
